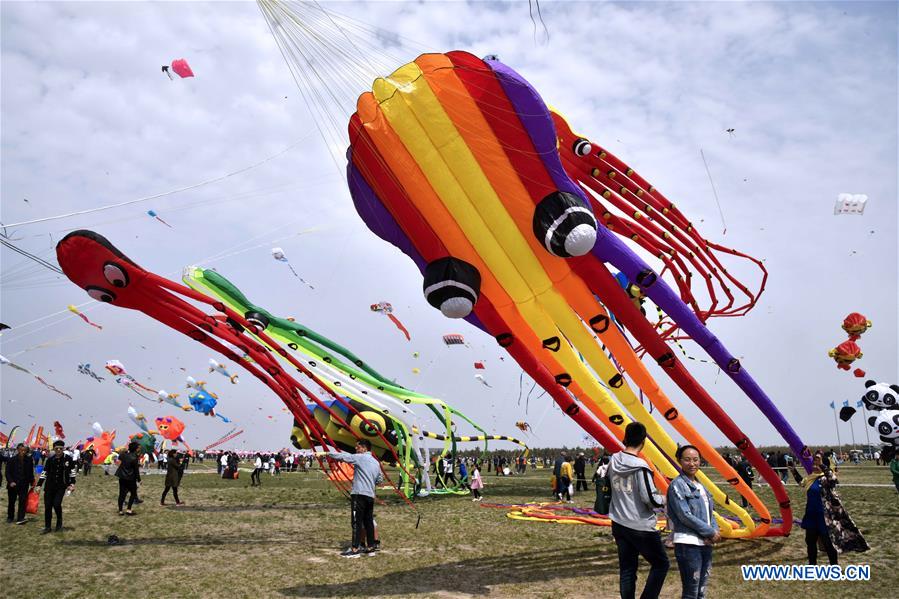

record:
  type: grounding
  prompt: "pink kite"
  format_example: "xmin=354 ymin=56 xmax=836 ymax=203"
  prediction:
xmin=171 ymin=59 xmax=194 ymax=79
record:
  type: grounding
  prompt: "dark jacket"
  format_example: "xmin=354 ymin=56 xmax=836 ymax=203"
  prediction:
xmin=6 ymin=454 xmax=35 ymax=488
xmin=115 ymin=452 xmax=141 ymax=482
xmin=735 ymin=459 xmax=754 ymax=484
xmin=574 ymin=456 xmax=587 ymax=476
xmin=165 ymin=456 xmax=182 ymax=487
xmin=38 ymin=453 xmax=77 ymax=488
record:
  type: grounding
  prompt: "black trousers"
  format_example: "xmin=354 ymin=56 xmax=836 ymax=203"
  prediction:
xmin=351 ymin=494 xmax=375 ymax=550
xmin=118 ymin=479 xmax=138 ymax=511
xmin=805 ymin=527 xmax=838 ymax=565
xmin=740 ymin=481 xmax=752 ymax=507
xmin=576 ymin=473 xmax=589 ymax=491
xmin=611 ymin=521 xmax=670 ymax=599
xmin=161 ymin=485 xmax=180 ymax=504
xmin=83 ymin=462 xmax=92 ymax=476
xmin=43 ymin=486 xmax=65 ymax=529
xmin=558 ymin=476 xmax=571 ymax=500
xmin=7 ymin=485 xmax=28 ymax=521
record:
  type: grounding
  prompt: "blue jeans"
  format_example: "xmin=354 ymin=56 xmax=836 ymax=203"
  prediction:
xmin=611 ymin=522 xmax=670 ymax=599
xmin=674 ymin=544 xmax=712 ymax=599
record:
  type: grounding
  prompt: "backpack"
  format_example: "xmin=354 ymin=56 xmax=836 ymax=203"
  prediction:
xmin=594 ymin=469 xmax=612 ymax=515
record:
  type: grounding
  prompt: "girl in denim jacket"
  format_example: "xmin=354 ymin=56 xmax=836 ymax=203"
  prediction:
xmin=666 ymin=445 xmax=720 ymax=599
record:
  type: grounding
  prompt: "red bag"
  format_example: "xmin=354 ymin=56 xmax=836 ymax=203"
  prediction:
xmin=25 ymin=488 xmax=40 ymax=514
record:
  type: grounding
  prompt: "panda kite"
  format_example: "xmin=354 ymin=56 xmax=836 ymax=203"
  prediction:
xmin=868 ymin=410 xmax=899 ymax=446
xmin=862 ymin=380 xmax=899 ymax=411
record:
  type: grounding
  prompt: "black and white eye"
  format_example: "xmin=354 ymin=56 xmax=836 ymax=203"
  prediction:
xmin=884 ymin=393 xmax=896 ymax=407
xmin=103 ymin=262 xmax=129 ymax=288
xmin=86 ymin=286 xmax=116 ymax=303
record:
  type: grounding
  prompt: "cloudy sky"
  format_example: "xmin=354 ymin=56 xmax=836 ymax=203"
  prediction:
xmin=1 ymin=1 xmax=896 ymax=453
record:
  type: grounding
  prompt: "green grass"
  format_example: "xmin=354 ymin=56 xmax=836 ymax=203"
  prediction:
xmin=1 ymin=463 xmax=896 ymax=598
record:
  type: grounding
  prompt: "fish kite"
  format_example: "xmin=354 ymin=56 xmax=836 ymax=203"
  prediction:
xmin=106 ymin=360 xmax=156 ymax=398
xmin=208 ymin=358 xmax=239 ymax=384
xmin=68 ymin=304 xmax=102 ymax=329
xmin=77 ymin=363 xmax=105 ymax=382
xmin=154 ymin=416 xmax=190 ymax=449
xmin=371 ymin=302 xmax=411 ymax=340
xmin=84 ymin=422 xmax=116 ymax=464
xmin=157 ymin=389 xmax=192 ymax=411
xmin=128 ymin=406 xmax=151 ymax=433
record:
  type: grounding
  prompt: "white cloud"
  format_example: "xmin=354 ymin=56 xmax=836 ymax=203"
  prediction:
xmin=1 ymin=1 xmax=896 ymax=453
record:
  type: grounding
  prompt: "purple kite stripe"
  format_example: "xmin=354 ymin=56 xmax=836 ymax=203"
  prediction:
xmin=346 ymin=152 xmax=488 ymax=334
xmin=485 ymin=58 xmax=812 ymax=473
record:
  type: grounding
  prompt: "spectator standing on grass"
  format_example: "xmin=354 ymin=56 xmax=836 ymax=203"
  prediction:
xmin=575 ymin=452 xmax=589 ymax=492
xmin=6 ymin=443 xmax=34 ymax=524
xmin=251 ymin=454 xmax=263 ymax=487
xmin=115 ymin=442 xmax=141 ymax=516
xmin=791 ymin=452 xmax=869 ymax=565
xmin=667 ymin=445 xmax=720 ymax=599
xmin=317 ymin=439 xmax=383 ymax=558
xmin=470 ymin=463 xmax=484 ymax=501
xmin=558 ymin=456 xmax=573 ymax=502
xmin=609 ymin=422 xmax=668 ymax=599
xmin=36 ymin=440 xmax=76 ymax=533
xmin=161 ymin=450 xmax=184 ymax=506
xmin=219 ymin=452 xmax=227 ymax=475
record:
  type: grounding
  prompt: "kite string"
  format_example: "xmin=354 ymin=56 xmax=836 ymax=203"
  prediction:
xmin=2 ymin=134 xmax=313 ymax=229
xmin=700 ymin=148 xmax=727 ymax=235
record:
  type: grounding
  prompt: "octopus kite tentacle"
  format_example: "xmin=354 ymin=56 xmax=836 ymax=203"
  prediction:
xmin=55 ymin=230 xmax=416 ymax=502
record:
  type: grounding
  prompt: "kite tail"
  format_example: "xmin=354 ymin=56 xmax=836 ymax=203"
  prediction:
xmin=387 ymin=314 xmax=411 ymax=341
xmin=214 ymin=412 xmax=231 ymax=423
xmin=154 ymin=216 xmax=173 ymax=228
xmin=287 ymin=264 xmax=300 ymax=278
xmin=229 ymin=374 xmax=239 ymax=384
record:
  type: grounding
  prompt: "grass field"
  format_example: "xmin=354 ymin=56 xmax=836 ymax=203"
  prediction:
xmin=1 ymin=462 xmax=895 ymax=598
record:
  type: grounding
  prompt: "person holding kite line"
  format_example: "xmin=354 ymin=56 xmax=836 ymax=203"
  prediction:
xmin=666 ymin=445 xmax=720 ymax=599
xmin=609 ymin=422 xmax=669 ymax=599
xmin=318 ymin=439 xmax=383 ymax=558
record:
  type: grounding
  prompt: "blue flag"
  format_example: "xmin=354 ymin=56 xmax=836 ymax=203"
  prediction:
xmin=843 ymin=400 xmax=850 ymax=407
xmin=857 ymin=400 xmax=865 ymax=408
xmin=829 ymin=401 xmax=835 ymax=409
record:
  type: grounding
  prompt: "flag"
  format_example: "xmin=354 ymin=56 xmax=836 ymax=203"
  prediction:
xmin=843 ymin=400 xmax=850 ymax=407
xmin=857 ymin=400 xmax=865 ymax=408
xmin=829 ymin=401 xmax=835 ymax=409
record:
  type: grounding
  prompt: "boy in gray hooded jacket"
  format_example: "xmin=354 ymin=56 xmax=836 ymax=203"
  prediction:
xmin=609 ymin=422 xmax=669 ymax=599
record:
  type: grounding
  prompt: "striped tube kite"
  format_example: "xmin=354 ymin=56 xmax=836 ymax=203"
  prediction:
xmin=184 ymin=266 xmax=522 ymax=497
xmin=346 ymin=51 xmax=811 ymax=537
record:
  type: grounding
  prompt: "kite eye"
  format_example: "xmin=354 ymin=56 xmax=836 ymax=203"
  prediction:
xmin=86 ymin=286 xmax=116 ymax=303
xmin=103 ymin=262 xmax=129 ymax=288
xmin=572 ymin=138 xmax=592 ymax=157
xmin=884 ymin=393 xmax=896 ymax=407
xmin=533 ymin=191 xmax=597 ymax=257
xmin=245 ymin=311 xmax=270 ymax=330
xmin=423 ymin=257 xmax=481 ymax=319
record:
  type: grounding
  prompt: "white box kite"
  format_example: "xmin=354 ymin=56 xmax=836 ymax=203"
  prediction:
xmin=834 ymin=193 xmax=868 ymax=215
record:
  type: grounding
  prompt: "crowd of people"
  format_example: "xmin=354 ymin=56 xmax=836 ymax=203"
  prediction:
xmin=3 ymin=433 xmax=894 ymax=596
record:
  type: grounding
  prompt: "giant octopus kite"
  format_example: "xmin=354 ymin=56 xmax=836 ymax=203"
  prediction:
xmin=346 ymin=51 xmax=812 ymax=537
xmin=56 ymin=230 xmax=412 ymax=500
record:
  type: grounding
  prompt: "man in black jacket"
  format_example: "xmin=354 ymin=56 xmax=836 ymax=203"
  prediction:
xmin=36 ymin=440 xmax=76 ymax=533
xmin=735 ymin=456 xmax=754 ymax=508
xmin=115 ymin=442 xmax=142 ymax=516
xmin=574 ymin=452 xmax=589 ymax=492
xmin=6 ymin=444 xmax=35 ymax=524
